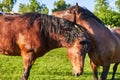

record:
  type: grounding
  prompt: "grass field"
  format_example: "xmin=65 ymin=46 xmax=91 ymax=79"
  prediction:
xmin=0 ymin=48 xmax=120 ymax=80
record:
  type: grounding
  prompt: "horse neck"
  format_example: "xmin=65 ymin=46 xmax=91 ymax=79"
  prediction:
xmin=46 ymin=33 xmax=63 ymax=49
xmin=77 ymin=18 xmax=104 ymax=34
xmin=78 ymin=18 xmax=117 ymax=50
xmin=79 ymin=17 xmax=115 ymax=37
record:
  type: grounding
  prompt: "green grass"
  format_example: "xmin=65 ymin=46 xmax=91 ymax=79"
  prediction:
xmin=0 ymin=48 xmax=120 ymax=80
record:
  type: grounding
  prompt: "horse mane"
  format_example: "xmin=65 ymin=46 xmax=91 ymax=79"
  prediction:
xmin=73 ymin=6 xmax=104 ymax=25
xmin=0 ymin=13 xmax=15 ymax=22
xmin=20 ymin=12 xmax=86 ymax=43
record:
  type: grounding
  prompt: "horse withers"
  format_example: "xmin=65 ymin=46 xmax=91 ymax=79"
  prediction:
xmin=52 ymin=3 xmax=120 ymax=80
xmin=0 ymin=12 xmax=90 ymax=80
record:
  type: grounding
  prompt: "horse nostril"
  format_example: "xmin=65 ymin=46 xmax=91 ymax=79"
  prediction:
xmin=72 ymin=68 xmax=83 ymax=76
xmin=73 ymin=73 xmax=81 ymax=76
xmin=76 ymin=73 xmax=80 ymax=76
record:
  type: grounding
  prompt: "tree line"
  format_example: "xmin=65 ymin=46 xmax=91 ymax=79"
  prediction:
xmin=0 ymin=0 xmax=120 ymax=27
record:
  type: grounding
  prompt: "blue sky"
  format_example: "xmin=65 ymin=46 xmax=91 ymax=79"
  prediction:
xmin=13 ymin=0 xmax=116 ymax=14
xmin=13 ymin=0 xmax=95 ymax=14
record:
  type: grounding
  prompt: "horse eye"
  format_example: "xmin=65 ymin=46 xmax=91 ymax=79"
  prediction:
xmin=80 ymin=41 xmax=90 ymax=45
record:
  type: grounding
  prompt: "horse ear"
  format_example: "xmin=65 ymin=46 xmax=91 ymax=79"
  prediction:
xmin=75 ymin=3 xmax=79 ymax=13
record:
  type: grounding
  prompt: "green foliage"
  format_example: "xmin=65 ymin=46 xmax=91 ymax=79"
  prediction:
xmin=29 ymin=0 xmax=41 ymax=12
xmin=19 ymin=0 xmax=48 ymax=14
xmin=94 ymin=0 xmax=109 ymax=12
xmin=39 ymin=4 xmax=49 ymax=14
xmin=52 ymin=0 xmax=70 ymax=12
xmin=0 ymin=48 xmax=120 ymax=80
xmin=106 ymin=10 xmax=120 ymax=27
xmin=19 ymin=3 xmax=30 ymax=13
xmin=0 ymin=0 xmax=16 ymax=12
xmin=94 ymin=0 xmax=120 ymax=27
xmin=115 ymin=0 xmax=120 ymax=12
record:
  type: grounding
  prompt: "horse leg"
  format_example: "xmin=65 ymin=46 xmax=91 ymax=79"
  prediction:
xmin=111 ymin=63 xmax=119 ymax=80
xmin=100 ymin=63 xmax=110 ymax=80
xmin=21 ymin=51 xmax=36 ymax=80
xmin=90 ymin=60 xmax=98 ymax=80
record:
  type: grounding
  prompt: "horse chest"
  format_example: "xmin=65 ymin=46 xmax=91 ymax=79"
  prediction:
xmin=88 ymin=51 xmax=104 ymax=66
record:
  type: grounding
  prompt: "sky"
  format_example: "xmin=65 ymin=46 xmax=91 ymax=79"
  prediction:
xmin=13 ymin=0 xmax=116 ymax=14
xmin=13 ymin=0 xmax=95 ymax=14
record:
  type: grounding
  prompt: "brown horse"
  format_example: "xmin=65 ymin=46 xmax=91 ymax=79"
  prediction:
xmin=0 ymin=12 xmax=90 ymax=80
xmin=52 ymin=3 xmax=120 ymax=80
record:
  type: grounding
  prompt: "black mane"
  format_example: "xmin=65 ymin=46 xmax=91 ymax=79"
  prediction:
xmin=20 ymin=12 xmax=87 ymax=43
xmin=79 ymin=6 xmax=104 ymax=25
xmin=68 ymin=5 xmax=104 ymax=25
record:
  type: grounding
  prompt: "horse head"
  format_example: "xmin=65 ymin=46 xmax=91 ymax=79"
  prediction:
xmin=59 ymin=24 xmax=90 ymax=76
xmin=52 ymin=3 xmax=80 ymax=24
xmin=52 ymin=3 xmax=91 ymax=76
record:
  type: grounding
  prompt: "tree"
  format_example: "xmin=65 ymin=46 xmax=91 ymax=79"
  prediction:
xmin=19 ymin=3 xmax=30 ymax=13
xmin=19 ymin=0 xmax=49 ymax=14
xmin=94 ymin=0 xmax=109 ymax=11
xmin=40 ymin=4 xmax=49 ymax=14
xmin=94 ymin=0 xmax=109 ymax=24
xmin=94 ymin=0 xmax=120 ymax=27
xmin=52 ymin=0 xmax=70 ymax=12
xmin=0 ymin=0 xmax=17 ymax=12
xmin=104 ymin=10 xmax=120 ymax=27
xmin=115 ymin=0 xmax=120 ymax=12
xmin=0 ymin=3 xmax=6 ymax=11
xmin=29 ymin=0 xmax=41 ymax=12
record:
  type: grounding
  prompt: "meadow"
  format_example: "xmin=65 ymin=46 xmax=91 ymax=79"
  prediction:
xmin=0 ymin=48 xmax=120 ymax=80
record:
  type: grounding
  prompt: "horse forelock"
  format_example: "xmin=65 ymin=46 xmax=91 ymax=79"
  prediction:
xmin=62 ymin=23 xmax=89 ymax=43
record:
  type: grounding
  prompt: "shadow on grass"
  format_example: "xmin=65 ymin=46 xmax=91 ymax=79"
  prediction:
xmin=84 ymin=72 xmax=120 ymax=80
xmin=107 ymin=72 xmax=120 ymax=80
xmin=38 ymin=70 xmax=120 ymax=80
xmin=43 ymin=71 xmax=120 ymax=79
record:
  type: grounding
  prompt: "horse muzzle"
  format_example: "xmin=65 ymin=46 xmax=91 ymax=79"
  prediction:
xmin=72 ymin=67 xmax=83 ymax=76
